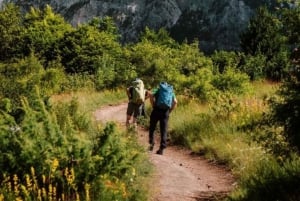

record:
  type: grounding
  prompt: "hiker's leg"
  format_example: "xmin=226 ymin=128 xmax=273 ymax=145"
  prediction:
xmin=133 ymin=104 xmax=143 ymax=128
xmin=126 ymin=115 xmax=131 ymax=127
xmin=126 ymin=102 xmax=134 ymax=127
xmin=149 ymin=109 xmax=159 ymax=145
xmin=159 ymin=110 xmax=170 ymax=149
xmin=141 ymin=103 xmax=146 ymax=117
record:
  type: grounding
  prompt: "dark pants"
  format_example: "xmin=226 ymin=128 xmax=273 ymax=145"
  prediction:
xmin=149 ymin=107 xmax=170 ymax=149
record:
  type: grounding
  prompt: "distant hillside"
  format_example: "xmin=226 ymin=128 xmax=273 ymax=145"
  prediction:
xmin=1 ymin=0 xmax=277 ymax=53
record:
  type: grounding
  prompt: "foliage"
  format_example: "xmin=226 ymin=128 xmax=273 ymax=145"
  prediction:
xmin=211 ymin=68 xmax=251 ymax=95
xmin=0 ymin=54 xmax=66 ymax=108
xmin=128 ymin=31 xmax=250 ymax=101
xmin=139 ymin=27 xmax=179 ymax=48
xmin=211 ymin=50 xmax=240 ymax=74
xmin=22 ymin=5 xmax=73 ymax=65
xmin=240 ymin=6 xmax=288 ymax=80
xmin=1 ymin=3 xmax=300 ymax=201
xmin=229 ymin=155 xmax=300 ymax=201
xmin=240 ymin=6 xmax=285 ymax=58
xmin=170 ymin=92 xmax=271 ymax=173
xmin=280 ymin=6 xmax=300 ymax=45
xmin=238 ymin=54 xmax=267 ymax=81
xmin=269 ymin=71 xmax=300 ymax=151
xmin=0 ymin=3 xmax=24 ymax=61
xmin=127 ymin=36 xmax=179 ymax=87
xmin=187 ymin=67 xmax=216 ymax=101
xmin=0 ymin=90 xmax=150 ymax=200
xmin=58 ymin=18 xmax=135 ymax=88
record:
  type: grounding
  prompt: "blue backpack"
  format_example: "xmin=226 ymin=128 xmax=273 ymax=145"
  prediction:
xmin=156 ymin=82 xmax=173 ymax=110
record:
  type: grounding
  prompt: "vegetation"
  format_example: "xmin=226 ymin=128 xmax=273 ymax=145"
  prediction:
xmin=0 ymin=1 xmax=299 ymax=201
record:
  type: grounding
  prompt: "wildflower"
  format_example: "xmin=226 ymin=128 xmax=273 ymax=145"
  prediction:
xmin=0 ymin=194 xmax=4 ymax=201
xmin=131 ymin=167 xmax=136 ymax=176
xmin=25 ymin=174 xmax=32 ymax=191
xmin=51 ymin=159 xmax=59 ymax=172
xmin=76 ymin=192 xmax=80 ymax=201
xmin=48 ymin=184 xmax=53 ymax=201
xmin=13 ymin=174 xmax=20 ymax=196
xmin=21 ymin=184 xmax=30 ymax=198
xmin=84 ymin=183 xmax=90 ymax=201
xmin=42 ymin=175 xmax=46 ymax=184
xmin=53 ymin=186 xmax=57 ymax=200
xmin=37 ymin=189 xmax=42 ymax=201
xmin=42 ymin=187 xmax=47 ymax=198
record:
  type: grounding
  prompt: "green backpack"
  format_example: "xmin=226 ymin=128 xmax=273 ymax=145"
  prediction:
xmin=131 ymin=79 xmax=145 ymax=104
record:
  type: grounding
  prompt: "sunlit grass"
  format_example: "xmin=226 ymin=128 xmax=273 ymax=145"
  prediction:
xmin=50 ymin=88 xmax=127 ymax=113
xmin=170 ymin=81 xmax=278 ymax=176
xmin=168 ymin=80 xmax=300 ymax=200
xmin=247 ymin=80 xmax=280 ymax=98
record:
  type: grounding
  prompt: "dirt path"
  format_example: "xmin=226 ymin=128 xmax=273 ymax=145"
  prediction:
xmin=94 ymin=103 xmax=235 ymax=201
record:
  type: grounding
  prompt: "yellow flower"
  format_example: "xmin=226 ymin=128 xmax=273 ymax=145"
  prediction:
xmin=0 ymin=194 xmax=4 ymax=201
xmin=30 ymin=167 xmax=35 ymax=177
xmin=76 ymin=192 xmax=80 ymax=201
xmin=25 ymin=174 xmax=32 ymax=191
xmin=51 ymin=158 xmax=59 ymax=173
xmin=42 ymin=175 xmax=46 ymax=184
xmin=84 ymin=183 xmax=90 ymax=201
xmin=131 ymin=168 xmax=136 ymax=176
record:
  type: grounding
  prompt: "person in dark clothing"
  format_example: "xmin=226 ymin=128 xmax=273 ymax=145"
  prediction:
xmin=148 ymin=83 xmax=178 ymax=155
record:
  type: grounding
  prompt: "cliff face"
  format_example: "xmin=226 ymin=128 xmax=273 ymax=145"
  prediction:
xmin=1 ymin=0 xmax=276 ymax=53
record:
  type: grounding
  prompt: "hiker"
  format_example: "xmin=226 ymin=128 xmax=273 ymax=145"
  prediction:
xmin=126 ymin=78 xmax=149 ymax=128
xmin=148 ymin=82 xmax=178 ymax=155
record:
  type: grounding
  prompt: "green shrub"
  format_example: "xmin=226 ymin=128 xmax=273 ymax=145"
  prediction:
xmin=238 ymin=54 xmax=267 ymax=81
xmin=0 ymin=90 xmax=150 ymax=200
xmin=211 ymin=50 xmax=240 ymax=74
xmin=212 ymin=68 xmax=251 ymax=94
xmin=229 ymin=155 xmax=300 ymax=201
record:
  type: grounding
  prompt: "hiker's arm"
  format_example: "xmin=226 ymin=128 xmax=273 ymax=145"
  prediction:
xmin=145 ymin=90 xmax=150 ymax=100
xmin=126 ymin=87 xmax=131 ymax=99
xmin=170 ymin=97 xmax=177 ymax=113
xmin=149 ymin=93 xmax=155 ymax=107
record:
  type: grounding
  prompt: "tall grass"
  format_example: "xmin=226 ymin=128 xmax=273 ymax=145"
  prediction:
xmin=169 ymin=81 xmax=300 ymax=200
xmin=50 ymin=88 xmax=127 ymax=113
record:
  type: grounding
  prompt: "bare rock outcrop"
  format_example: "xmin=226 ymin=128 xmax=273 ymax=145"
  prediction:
xmin=1 ymin=0 xmax=276 ymax=53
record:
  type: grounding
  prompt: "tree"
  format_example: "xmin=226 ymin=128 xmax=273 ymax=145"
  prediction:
xmin=240 ymin=6 xmax=284 ymax=58
xmin=267 ymin=2 xmax=300 ymax=152
xmin=280 ymin=6 xmax=300 ymax=46
xmin=59 ymin=18 xmax=134 ymax=88
xmin=270 ymin=70 xmax=300 ymax=151
xmin=240 ymin=6 xmax=288 ymax=80
xmin=140 ymin=27 xmax=179 ymax=48
xmin=22 ymin=5 xmax=73 ymax=64
xmin=210 ymin=50 xmax=240 ymax=74
xmin=0 ymin=3 xmax=24 ymax=61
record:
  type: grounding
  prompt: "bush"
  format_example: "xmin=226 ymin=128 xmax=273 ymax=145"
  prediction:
xmin=0 ymin=91 xmax=150 ymax=200
xmin=229 ymin=155 xmax=300 ymax=201
xmin=212 ymin=68 xmax=251 ymax=95
xmin=238 ymin=54 xmax=267 ymax=81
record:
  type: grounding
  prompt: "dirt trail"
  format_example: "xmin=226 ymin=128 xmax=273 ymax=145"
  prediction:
xmin=94 ymin=103 xmax=235 ymax=201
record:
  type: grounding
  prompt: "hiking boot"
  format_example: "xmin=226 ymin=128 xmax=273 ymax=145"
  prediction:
xmin=156 ymin=149 xmax=163 ymax=155
xmin=149 ymin=144 xmax=154 ymax=152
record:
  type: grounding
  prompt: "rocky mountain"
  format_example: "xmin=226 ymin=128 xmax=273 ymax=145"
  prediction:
xmin=1 ymin=0 xmax=277 ymax=53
